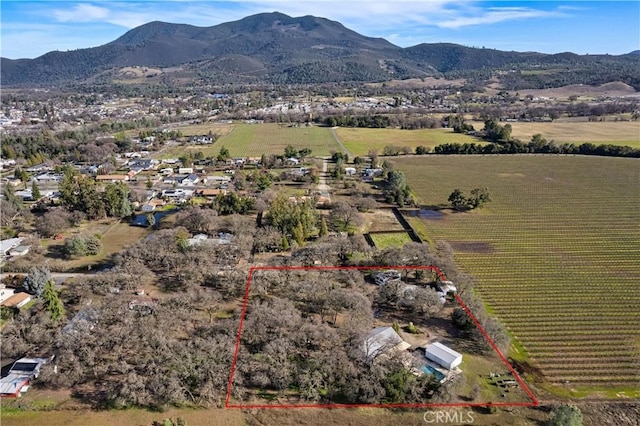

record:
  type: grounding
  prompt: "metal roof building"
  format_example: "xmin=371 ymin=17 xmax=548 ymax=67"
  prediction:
xmin=425 ymin=342 xmax=463 ymax=370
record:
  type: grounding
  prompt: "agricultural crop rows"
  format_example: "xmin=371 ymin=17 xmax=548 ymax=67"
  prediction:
xmin=397 ymin=156 xmax=640 ymax=389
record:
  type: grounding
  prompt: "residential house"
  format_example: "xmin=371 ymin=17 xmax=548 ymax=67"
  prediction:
xmin=178 ymin=167 xmax=193 ymax=174
xmin=9 ymin=245 xmax=30 ymax=257
xmin=96 ymin=174 xmax=129 ymax=183
xmin=1 ymin=238 xmax=24 ymax=256
xmin=1 ymin=292 xmax=32 ymax=309
xmin=207 ymin=175 xmax=232 ymax=185
xmin=363 ymin=326 xmax=411 ymax=361
xmin=14 ymin=189 xmax=34 ymax=201
xmin=344 ymin=167 xmax=357 ymax=176
xmin=24 ymin=163 xmax=51 ymax=173
xmin=32 ymin=172 xmax=63 ymax=183
xmin=0 ymin=284 xmax=15 ymax=303
xmin=0 ymin=357 xmax=52 ymax=398
xmin=189 ymin=135 xmax=214 ymax=144
xmin=195 ymin=188 xmax=226 ymax=198
xmin=179 ymin=174 xmax=200 ymax=186
xmin=129 ymin=159 xmax=157 ymax=171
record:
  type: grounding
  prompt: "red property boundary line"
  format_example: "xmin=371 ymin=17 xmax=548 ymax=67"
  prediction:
xmin=225 ymin=265 xmax=539 ymax=409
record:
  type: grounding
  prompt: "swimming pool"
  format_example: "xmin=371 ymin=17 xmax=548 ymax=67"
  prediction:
xmin=420 ymin=365 xmax=445 ymax=382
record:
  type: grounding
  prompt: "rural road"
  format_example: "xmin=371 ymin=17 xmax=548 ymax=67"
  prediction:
xmin=330 ymin=127 xmax=353 ymax=158
xmin=317 ymin=158 xmax=331 ymax=202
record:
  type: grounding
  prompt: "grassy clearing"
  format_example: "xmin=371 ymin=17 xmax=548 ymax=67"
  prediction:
xmin=395 ymin=155 xmax=640 ymax=392
xmin=467 ymin=120 xmax=640 ymax=147
xmin=42 ymin=220 xmax=149 ymax=270
xmin=335 ymin=127 xmax=486 ymax=156
xmin=369 ymin=232 xmax=412 ymax=249
xmin=215 ymin=123 xmax=342 ymax=157
xmin=0 ymin=407 xmax=245 ymax=426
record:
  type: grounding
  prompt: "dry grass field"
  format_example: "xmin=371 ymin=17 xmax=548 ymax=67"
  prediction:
xmin=335 ymin=127 xmax=486 ymax=156
xmin=394 ymin=155 xmax=640 ymax=396
xmin=467 ymin=120 xmax=640 ymax=147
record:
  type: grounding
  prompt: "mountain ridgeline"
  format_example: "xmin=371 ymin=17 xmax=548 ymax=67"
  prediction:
xmin=2 ymin=12 xmax=639 ymax=88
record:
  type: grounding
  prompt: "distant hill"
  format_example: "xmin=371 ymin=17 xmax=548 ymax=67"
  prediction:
xmin=2 ymin=12 xmax=639 ymax=88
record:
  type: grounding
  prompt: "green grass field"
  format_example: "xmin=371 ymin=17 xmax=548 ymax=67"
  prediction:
xmin=394 ymin=155 xmax=640 ymax=394
xmin=467 ymin=120 xmax=640 ymax=147
xmin=215 ymin=123 xmax=343 ymax=157
xmin=335 ymin=127 xmax=486 ymax=156
xmin=369 ymin=232 xmax=413 ymax=249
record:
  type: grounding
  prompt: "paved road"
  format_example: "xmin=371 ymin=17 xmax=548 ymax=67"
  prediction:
xmin=330 ymin=127 xmax=353 ymax=158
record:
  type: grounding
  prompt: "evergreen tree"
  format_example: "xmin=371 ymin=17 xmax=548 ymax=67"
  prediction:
xmin=292 ymin=222 xmax=305 ymax=246
xmin=319 ymin=217 xmax=328 ymax=237
xmin=23 ymin=266 xmax=51 ymax=297
xmin=31 ymin=180 xmax=41 ymax=200
xmin=281 ymin=235 xmax=290 ymax=251
xmin=42 ymin=280 xmax=65 ymax=321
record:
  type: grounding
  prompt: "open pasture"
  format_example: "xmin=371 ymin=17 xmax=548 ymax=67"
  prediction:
xmin=217 ymin=123 xmax=343 ymax=157
xmin=468 ymin=120 xmax=640 ymax=147
xmin=395 ymin=155 xmax=640 ymax=394
xmin=335 ymin=127 xmax=485 ymax=156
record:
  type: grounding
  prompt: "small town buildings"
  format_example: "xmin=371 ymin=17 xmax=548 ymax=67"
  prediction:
xmin=1 ymin=292 xmax=32 ymax=309
xmin=178 ymin=167 xmax=193 ymax=174
xmin=425 ymin=342 xmax=463 ymax=370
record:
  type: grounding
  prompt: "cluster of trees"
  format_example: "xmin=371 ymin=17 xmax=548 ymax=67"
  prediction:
xmin=64 ymin=235 xmax=102 ymax=258
xmin=324 ymin=114 xmax=391 ymax=128
xmin=383 ymin=170 xmax=413 ymax=206
xmin=234 ymin=271 xmax=439 ymax=404
xmin=445 ymin=115 xmax=475 ymax=134
xmin=214 ymin=192 xmax=255 ymax=215
xmin=264 ymin=195 xmax=318 ymax=246
xmin=448 ymin=188 xmax=492 ymax=211
xmin=284 ymin=144 xmax=312 ymax=159
xmin=35 ymin=209 xmax=84 ymax=237
xmin=316 ymin=114 xmax=442 ymax=130
xmin=58 ymin=167 xmax=132 ymax=219
xmin=431 ymin=138 xmax=640 ymax=158
xmin=482 ymin=118 xmax=513 ymax=142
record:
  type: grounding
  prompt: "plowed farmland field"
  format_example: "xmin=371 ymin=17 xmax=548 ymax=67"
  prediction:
xmin=395 ymin=155 xmax=640 ymax=395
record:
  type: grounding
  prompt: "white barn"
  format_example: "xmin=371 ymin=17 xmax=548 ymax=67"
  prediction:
xmin=425 ymin=342 xmax=462 ymax=370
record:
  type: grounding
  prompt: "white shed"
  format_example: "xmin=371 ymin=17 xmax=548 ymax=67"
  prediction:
xmin=425 ymin=342 xmax=462 ymax=370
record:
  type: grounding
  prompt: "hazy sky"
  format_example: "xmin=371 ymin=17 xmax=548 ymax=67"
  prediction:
xmin=1 ymin=1 xmax=639 ymax=59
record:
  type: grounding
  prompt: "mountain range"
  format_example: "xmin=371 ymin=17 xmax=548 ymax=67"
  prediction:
xmin=2 ymin=12 xmax=639 ymax=88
